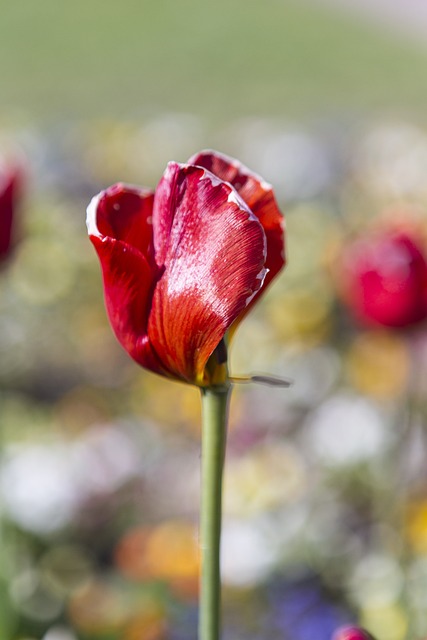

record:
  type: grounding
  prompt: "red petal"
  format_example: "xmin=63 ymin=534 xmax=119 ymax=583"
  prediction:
xmin=0 ymin=162 xmax=22 ymax=260
xmin=92 ymin=182 xmax=156 ymax=263
xmin=87 ymin=185 xmax=165 ymax=374
xmin=340 ymin=229 xmax=427 ymax=328
xmin=148 ymin=162 xmax=267 ymax=384
xmin=188 ymin=150 xmax=285 ymax=296
xmin=332 ymin=626 xmax=375 ymax=640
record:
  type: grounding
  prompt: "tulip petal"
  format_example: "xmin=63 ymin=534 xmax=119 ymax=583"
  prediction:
xmin=340 ymin=230 xmax=427 ymax=328
xmin=148 ymin=162 xmax=267 ymax=384
xmin=188 ymin=150 xmax=285 ymax=294
xmin=91 ymin=182 xmax=156 ymax=262
xmin=87 ymin=185 xmax=166 ymax=375
xmin=0 ymin=162 xmax=22 ymax=260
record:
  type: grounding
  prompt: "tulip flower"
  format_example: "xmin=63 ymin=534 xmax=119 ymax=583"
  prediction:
xmin=87 ymin=150 xmax=285 ymax=640
xmin=332 ymin=625 xmax=376 ymax=640
xmin=87 ymin=150 xmax=285 ymax=386
xmin=0 ymin=159 xmax=22 ymax=262
xmin=338 ymin=226 xmax=427 ymax=329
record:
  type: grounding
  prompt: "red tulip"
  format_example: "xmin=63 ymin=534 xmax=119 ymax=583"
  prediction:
xmin=332 ymin=625 xmax=376 ymax=640
xmin=339 ymin=226 xmax=427 ymax=329
xmin=87 ymin=151 xmax=285 ymax=386
xmin=0 ymin=159 xmax=22 ymax=262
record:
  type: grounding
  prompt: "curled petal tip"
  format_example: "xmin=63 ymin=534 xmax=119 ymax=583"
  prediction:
xmin=86 ymin=191 xmax=103 ymax=238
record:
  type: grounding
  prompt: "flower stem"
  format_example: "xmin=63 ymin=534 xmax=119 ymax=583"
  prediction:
xmin=199 ymin=385 xmax=230 ymax=640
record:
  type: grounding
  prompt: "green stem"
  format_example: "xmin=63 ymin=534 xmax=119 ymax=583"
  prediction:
xmin=199 ymin=385 xmax=231 ymax=640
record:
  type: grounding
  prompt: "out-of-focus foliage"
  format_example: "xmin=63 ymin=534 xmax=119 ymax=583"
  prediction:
xmin=2 ymin=114 xmax=427 ymax=640
xmin=2 ymin=0 xmax=427 ymax=123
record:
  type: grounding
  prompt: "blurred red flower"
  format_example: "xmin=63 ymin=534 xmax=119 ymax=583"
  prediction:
xmin=0 ymin=159 xmax=22 ymax=262
xmin=87 ymin=150 xmax=285 ymax=386
xmin=332 ymin=625 xmax=376 ymax=640
xmin=338 ymin=225 xmax=427 ymax=329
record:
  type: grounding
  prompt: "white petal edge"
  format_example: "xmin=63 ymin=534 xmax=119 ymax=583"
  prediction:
xmin=86 ymin=191 xmax=103 ymax=238
xmin=188 ymin=148 xmax=274 ymax=193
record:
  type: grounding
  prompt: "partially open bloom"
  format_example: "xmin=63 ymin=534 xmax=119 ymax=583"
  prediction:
xmin=0 ymin=158 xmax=22 ymax=262
xmin=87 ymin=150 xmax=285 ymax=386
xmin=332 ymin=625 xmax=376 ymax=640
xmin=338 ymin=224 xmax=427 ymax=329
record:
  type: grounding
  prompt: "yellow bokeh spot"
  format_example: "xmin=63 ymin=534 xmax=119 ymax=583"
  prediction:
xmin=124 ymin=604 xmax=167 ymax=640
xmin=346 ymin=331 xmax=409 ymax=398
xmin=144 ymin=521 xmax=199 ymax=581
xmin=68 ymin=579 xmax=128 ymax=634
xmin=268 ymin=284 xmax=333 ymax=345
xmin=360 ymin=603 xmax=407 ymax=640
xmin=224 ymin=443 xmax=305 ymax=516
xmin=405 ymin=501 xmax=427 ymax=554
xmin=130 ymin=374 xmax=201 ymax=435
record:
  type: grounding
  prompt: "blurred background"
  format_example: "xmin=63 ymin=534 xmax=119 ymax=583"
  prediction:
xmin=2 ymin=1 xmax=427 ymax=639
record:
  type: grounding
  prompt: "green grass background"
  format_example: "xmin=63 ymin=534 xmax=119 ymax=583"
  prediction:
xmin=1 ymin=0 xmax=427 ymax=122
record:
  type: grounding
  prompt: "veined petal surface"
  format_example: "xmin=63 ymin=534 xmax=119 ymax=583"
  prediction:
xmin=188 ymin=149 xmax=285 ymax=294
xmin=148 ymin=162 xmax=267 ymax=384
